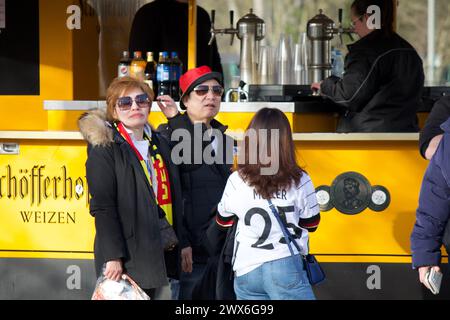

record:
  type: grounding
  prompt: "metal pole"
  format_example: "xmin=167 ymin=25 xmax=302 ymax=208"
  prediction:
xmin=188 ymin=0 xmax=197 ymax=70
xmin=427 ymin=0 xmax=435 ymax=85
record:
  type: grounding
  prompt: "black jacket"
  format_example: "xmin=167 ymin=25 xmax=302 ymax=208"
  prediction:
xmin=321 ymin=30 xmax=425 ymax=133
xmin=419 ymin=97 xmax=450 ymax=158
xmin=79 ymin=109 xmax=185 ymax=288
xmin=158 ymin=113 xmax=234 ymax=263
xmin=129 ymin=0 xmax=223 ymax=75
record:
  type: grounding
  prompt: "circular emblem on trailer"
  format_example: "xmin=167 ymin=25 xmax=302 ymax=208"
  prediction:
xmin=331 ymin=172 xmax=371 ymax=215
xmin=369 ymin=186 xmax=391 ymax=212
xmin=315 ymin=186 xmax=333 ymax=212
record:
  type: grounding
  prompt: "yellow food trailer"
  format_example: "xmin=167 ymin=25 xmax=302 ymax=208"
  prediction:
xmin=0 ymin=0 xmax=448 ymax=300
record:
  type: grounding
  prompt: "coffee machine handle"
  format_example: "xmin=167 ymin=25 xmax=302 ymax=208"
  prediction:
xmin=229 ymin=10 xmax=235 ymax=46
xmin=211 ymin=10 xmax=215 ymax=26
xmin=338 ymin=8 xmax=343 ymax=25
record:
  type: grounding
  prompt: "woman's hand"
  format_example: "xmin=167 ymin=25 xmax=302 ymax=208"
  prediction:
xmin=104 ymin=259 xmax=123 ymax=282
xmin=157 ymin=95 xmax=179 ymax=119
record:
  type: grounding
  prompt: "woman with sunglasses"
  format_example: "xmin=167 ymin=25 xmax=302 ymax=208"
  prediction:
xmin=156 ymin=65 xmax=235 ymax=299
xmin=78 ymin=76 xmax=184 ymax=299
xmin=311 ymin=0 xmax=424 ymax=133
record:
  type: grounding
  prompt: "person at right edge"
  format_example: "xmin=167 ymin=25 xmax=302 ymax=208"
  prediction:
xmin=411 ymin=117 xmax=450 ymax=293
xmin=311 ymin=0 xmax=425 ymax=133
xmin=419 ymin=96 xmax=450 ymax=160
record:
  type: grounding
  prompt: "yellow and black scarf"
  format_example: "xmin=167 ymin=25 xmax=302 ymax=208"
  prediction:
xmin=115 ymin=122 xmax=173 ymax=225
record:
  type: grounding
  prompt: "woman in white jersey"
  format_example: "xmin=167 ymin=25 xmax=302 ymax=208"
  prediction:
xmin=216 ymin=108 xmax=321 ymax=300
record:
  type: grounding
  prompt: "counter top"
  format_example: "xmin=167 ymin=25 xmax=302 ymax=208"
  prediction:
xmin=44 ymin=101 xmax=299 ymax=113
xmin=0 ymin=131 xmax=419 ymax=142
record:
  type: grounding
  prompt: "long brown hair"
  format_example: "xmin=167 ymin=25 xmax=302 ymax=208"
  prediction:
xmin=351 ymin=0 xmax=395 ymax=36
xmin=238 ymin=108 xmax=303 ymax=200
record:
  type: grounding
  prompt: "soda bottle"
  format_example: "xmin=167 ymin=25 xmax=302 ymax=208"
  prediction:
xmin=156 ymin=52 xmax=171 ymax=96
xmin=144 ymin=52 xmax=157 ymax=94
xmin=170 ymin=52 xmax=183 ymax=101
xmin=117 ymin=51 xmax=131 ymax=78
xmin=331 ymin=49 xmax=344 ymax=78
xmin=130 ymin=51 xmax=146 ymax=81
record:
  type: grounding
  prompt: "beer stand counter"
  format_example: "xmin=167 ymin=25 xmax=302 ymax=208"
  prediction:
xmin=1 ymin=100 xmax=441 ymax=299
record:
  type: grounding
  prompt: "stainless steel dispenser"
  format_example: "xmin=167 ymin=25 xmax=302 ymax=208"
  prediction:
xmin=209 ymin=9 xmax=265 ymax=85
xmin=307 ymin=9 xmax=355 ymax=83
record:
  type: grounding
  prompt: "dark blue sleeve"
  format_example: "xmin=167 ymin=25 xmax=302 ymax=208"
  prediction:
xmin=411 ymin=134 xmax=450 ymax=268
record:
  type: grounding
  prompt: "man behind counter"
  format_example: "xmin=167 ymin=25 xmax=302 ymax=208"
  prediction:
xmin=312 ymin=0 xmax=425 ymax=133
xmin=129 ymin=0 xmax=223 ymax=76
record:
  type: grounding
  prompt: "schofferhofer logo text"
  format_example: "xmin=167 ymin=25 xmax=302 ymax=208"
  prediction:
xmin=0 ymin=165 xmax=88 ymax=206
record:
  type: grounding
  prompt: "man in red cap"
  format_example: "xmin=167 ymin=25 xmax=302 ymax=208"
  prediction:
xmin=157 ymin=66 xmax=234 ymax=300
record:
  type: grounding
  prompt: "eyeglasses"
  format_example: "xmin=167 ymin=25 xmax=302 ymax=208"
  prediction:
xmin=116 ymin=93 xmax=150 ymax=111
xmin=192 ymin=85 xmax=224 ymax=97
xmin=350 ymin=15 xmax=364 ymax=27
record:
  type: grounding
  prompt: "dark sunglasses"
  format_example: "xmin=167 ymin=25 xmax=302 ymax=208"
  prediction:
xmin=192 ymin=85 xmax=224 ymax=97
xmin=116 ymin=93 xmax=150 ymax=111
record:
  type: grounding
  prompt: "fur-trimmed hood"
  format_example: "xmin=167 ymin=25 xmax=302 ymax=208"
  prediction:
xmin=78 ymin=109 xmax=114 ymax=147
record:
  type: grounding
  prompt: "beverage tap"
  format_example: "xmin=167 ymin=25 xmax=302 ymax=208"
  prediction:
xmin=332 ymin=9 xmax=355 ymax=46
xmin=306 ymin=9 xmax=355 ymax=83
xmin=208 ymin=10 xmax=238 ymax=46
xmin=209 ymin=9 xmax=265 ymax=86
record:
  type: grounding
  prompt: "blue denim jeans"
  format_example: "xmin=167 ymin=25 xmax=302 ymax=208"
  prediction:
xmin=179 ymin=263 xmax=207 ymax=300
xmin=234 ymin=255 xmax=316 ymax=300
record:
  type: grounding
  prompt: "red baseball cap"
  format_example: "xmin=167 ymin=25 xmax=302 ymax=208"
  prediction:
xmin=179 ymin=66 xmax=223 ymax=110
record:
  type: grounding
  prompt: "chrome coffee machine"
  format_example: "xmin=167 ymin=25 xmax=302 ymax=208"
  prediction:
xmin=209 ymin=9 xmax=265 ymax=85
xmin=307 ymin=9 xmax=355 ymax=83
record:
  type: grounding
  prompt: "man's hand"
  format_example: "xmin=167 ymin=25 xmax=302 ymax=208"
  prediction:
xmin=104 ymin=259 xmax=123 ymax=282
xmin=181 ymin=246 xmax=193 ymax=273
xmin=418 ymin=266 xmax=441 ymax=290
xmin=157 ymin=95 xmax=179 ymax=119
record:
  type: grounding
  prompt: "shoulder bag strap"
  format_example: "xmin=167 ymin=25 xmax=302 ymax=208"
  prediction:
xmin=267 ymin=199 xmax=304 ymax=274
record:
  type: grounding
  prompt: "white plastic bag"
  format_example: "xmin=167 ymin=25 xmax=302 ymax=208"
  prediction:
xmin=91 ymin=274 xmax=150 ymax=300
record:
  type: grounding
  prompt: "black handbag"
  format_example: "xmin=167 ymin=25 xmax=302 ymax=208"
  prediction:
xmin=301 ymin=254 xmax=326 ymax=286
xmin=159 ymin=216 xmax=178 ymax=251
xmin=157 ymin=203 xmax=178 ymax=251
xmin=268 ymin=200 xmax=325 ymax=286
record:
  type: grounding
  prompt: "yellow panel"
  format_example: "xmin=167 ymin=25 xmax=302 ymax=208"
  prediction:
xmin=0 ymin=0 xmax=74 ymax=131
xmin=0 ymin=139 xmax=94 ymax=259
xmin=297 ymin=140 xmax=433 ymax=262
xmin=147 ymin=112 xmax=295 ymax=132
xmin=215 ymin=112 xmax=294 ymax=132
xmin=293 ymin=113 xmax=338 ymax=132
xmin=0 ymin=121 xmax=437 ymax=264
xmin=188 ymin=0 xmax=197 ymax=69
xmin=48 ymin=110 xmax=87 ymax=131
xmin=417 ymin=112 xmax=429 ymax=129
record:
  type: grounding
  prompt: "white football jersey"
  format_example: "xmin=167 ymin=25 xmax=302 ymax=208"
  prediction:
xmin=217 ymin=171 xmax=320 ymax=277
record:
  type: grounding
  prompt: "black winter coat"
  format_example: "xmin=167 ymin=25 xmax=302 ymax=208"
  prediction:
xmin=321 ymin=30 xmax=425 ymax=133
xmin=158 ymin=113 xmax=234 ymax=263
xmin=79 ymin=110 xmax=185 ymax=289
xmin=419 ymin=97 xmax=450 ymax=158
